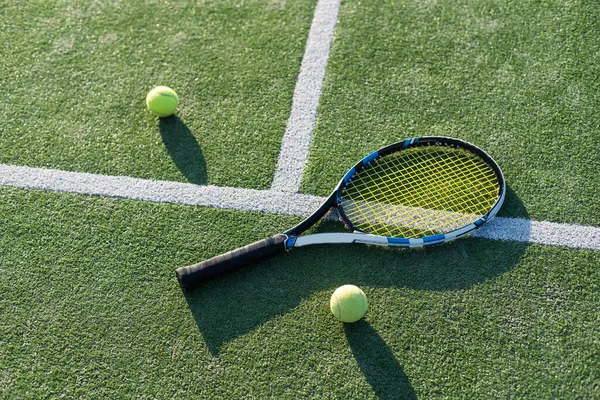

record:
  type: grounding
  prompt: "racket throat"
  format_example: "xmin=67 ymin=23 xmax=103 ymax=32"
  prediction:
xmin=284 ymin=191 xmax=338 ymax=237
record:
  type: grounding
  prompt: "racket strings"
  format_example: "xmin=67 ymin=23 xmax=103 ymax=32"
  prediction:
xmin=340 ymin=145 xmax=499 ymax=238
xmin=366 ymin=150 xmax=497 ymax=234
xmin=350 ymin=153 xmax=491 ymax=217
xmin=353 ymin=148 xmax=497 ymax=235
xmin=360 ymin=150 xmax=494 ymax=212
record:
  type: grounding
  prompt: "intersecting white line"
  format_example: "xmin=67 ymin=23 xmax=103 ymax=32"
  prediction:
xmin=270 ymin=0 xmax=340 ymax=193
xmin=1 ymin=164 xmax=599 ymax=250
xmin=1 ymin=0 xmax=598 ymax=251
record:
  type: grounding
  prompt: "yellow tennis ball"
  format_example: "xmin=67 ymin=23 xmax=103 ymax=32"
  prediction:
xmin=146 ymin=86 xmax=178 ymax=117
xmin=330 ymin=285 xmax=368 ymax=323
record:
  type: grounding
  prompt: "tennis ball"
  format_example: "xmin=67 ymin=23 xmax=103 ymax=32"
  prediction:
xmin=330 ymin=285 xmax=368 ymax=323
xmin=146 ymin=86 xmax=178 ymax=117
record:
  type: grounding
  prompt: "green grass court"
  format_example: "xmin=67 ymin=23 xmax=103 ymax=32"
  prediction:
xmin=1 ymin=0 xmax=599 ymax=398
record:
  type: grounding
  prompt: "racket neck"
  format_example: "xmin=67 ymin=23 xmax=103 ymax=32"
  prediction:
xmin=284 ymin=191 xmax=338 ymax=237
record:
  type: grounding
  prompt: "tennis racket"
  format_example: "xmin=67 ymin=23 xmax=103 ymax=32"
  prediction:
xmin=176 ymin=137 xmax=505 ymax=290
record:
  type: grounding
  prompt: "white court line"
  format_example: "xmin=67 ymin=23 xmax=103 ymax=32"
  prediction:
xmin=271 ymin=0 xmax=340 ymax=193
xmin=1 ymin=164 xmax=599 ymax=250
xmin=0 ymin=164 xmax=323 ymax=217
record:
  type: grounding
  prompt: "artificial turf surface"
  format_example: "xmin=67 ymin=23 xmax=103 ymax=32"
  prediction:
xmin=0 ymin=0 xmax=316 ymax=189
xmin=1 ymin=187 xmax=599 ymax=398
xmin=2 ymin=0 xmax=599 ymax=398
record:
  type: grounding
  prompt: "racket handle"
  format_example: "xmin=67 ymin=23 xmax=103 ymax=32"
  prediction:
xmin=175 ymin=234 xmax=288 ymax=289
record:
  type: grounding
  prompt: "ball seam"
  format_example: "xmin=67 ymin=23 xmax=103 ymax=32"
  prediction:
xmin=333 ymin=292 xmax=342 ymax=321
xmin=360 ymin=291 xmax=366 ymax=316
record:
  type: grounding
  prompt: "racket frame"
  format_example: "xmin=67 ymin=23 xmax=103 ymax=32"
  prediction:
xmin=176 ymin=136 xmax=505 ymax=289
xmin=284 ymin=136 xmax=505 ymax=249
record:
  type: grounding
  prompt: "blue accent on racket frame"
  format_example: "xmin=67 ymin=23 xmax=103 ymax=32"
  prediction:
xmin=387 ymin=237 xmax=410 ymax=246
xmin=402 ymin=137 xmax=420 ymax=149
xmin=362 ymin=151 xmax=379 ymax=165
xmin=423 ymin=233 xmax=446 ymax=243
xmin=285 ymin=237 xmax=297 ymax=249
xmin=343 ymin=167 xmax=356 ymax=184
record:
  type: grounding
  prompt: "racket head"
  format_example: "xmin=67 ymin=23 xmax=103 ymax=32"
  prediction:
xmin=335 ymin=137 xmax=505 ymax=247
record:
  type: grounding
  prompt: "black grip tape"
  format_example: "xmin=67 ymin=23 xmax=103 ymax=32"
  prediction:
xmin=176 ymin=234 xmax=288 ymax=290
